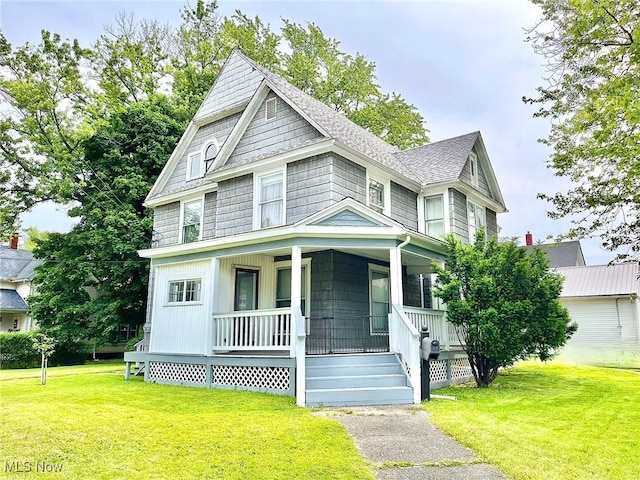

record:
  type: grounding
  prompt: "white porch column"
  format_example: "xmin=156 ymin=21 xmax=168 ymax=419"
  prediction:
xmin=204 ymin=257 xmax=220 ymax=356
xmin=291 ymin=246 xmax=302 ymax=312
xmin=389 ymin=246 xmax=403 ymax=307
xmin=291 ymin=246 xmax=306 ymax=406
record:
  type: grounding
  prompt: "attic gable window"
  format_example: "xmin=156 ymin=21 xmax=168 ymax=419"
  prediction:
xmin=203 ymin=140 xmax=219 ymax=171
xmin=265 ymin=97 xmax=277 ymax=121
xmin=469 ymin=152 xmax=479 ymax=187
xmin=187 ymin=152 xmax=202 ymax=180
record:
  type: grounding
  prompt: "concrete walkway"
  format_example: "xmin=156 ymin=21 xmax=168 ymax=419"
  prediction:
xmin=313 ymin=405 xmax=509 ymax=480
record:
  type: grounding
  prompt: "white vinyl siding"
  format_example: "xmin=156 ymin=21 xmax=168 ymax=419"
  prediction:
xmin=150 ymin=260 xmax=211 ymax=355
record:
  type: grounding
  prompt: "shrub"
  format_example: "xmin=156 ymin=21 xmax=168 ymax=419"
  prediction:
xmin=0 ymin=332 xmax=40 ymax=368
xmin=0 ymin=331 xmax=89 ymax=369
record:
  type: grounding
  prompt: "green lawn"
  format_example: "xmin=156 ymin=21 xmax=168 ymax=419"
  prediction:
xmin=0 ymin=363 xmax=373 ymax=480
xmin=423 ymin=362 xmax=640 ymax=480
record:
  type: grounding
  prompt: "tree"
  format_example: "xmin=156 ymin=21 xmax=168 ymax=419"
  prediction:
xmin=30 ymin=332 xmax=55 ymax=385
xmin=23 ymin=226 xmax=49 ymax=251
xmin=432 ymin=232 xmax=576 ymax=387
xmin=29 ymin=97 xmax=183 ymax=345
xmin=2 ymin=0 xmax=430 ymax=343
xmin=524 ymin=0 xmax=640 ymax=259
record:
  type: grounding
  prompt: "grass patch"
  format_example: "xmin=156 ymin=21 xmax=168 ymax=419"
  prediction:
xmin=1 ymin=363 xmax=373 ymax=479
xmin=423 ymin=361 xmax=640 ymax=480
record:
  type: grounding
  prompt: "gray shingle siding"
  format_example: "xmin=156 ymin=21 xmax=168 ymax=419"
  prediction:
xmin=449 ymin=188 xmax=468 ymax=242
xmin=285 ymin=153 xmax=366 ymax=225
xmin=331 ymin=154 xmax=366 ymax=204
xmin=403 ymin=270 xmax=422 ymax=308
xmin=486 ymin=208 xmax=498 ymax=237
xmin=477 ymin=161 xmax=491 ymax=198
xmin=216 ymin=174 xmax=253 ymax=237
xmin=153 ymin=202 xmax=180 ymax=246
xmin=203 ymin=192 xmax=217 ymax=240
xmin=286 ymin=154 xmax=333 ymax=224
xmin=390 ymin=182 xmax=418 ymax=230
xmin=159 ymin=113 xmax=241 ymax=197
xmin=225 ymin=92 xmax=323 ymax=169
xmin=194 ymin=53 xmax=264 ymax=120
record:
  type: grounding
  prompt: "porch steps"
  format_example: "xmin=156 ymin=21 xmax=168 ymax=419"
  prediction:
xmin=305 ymin=353 xmax=414 ymax=407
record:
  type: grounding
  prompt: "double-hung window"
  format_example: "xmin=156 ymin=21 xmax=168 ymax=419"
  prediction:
xmin=467 ymin=201 xmax=486 ymax=241
xmin=424 ymin=194 xmax=445 ymax=238
xmin=369 ymin=179 xmax=385 ymax=213
xmin=168 ymin=279 xmax=202 ymax=303
xmin=182 ymin=199 xmax=202 ymax=243
xmin=256 ymin=171 xmax=284 ymax=228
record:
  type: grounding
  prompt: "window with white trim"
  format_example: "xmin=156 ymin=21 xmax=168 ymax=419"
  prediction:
xmin=168 ymin=279 xmax=202 ymax=303
xmin=424 ymin=194 xmax=445 ymax=238
xmin=181 ymin=199 xmax=202 ymax=243
xmin=369 ymin=179 xmax=385 ymax=213
xmin=265 ymin=97 xmax=277 ymax=121
xmin=276 ymin=265 xmax=308 ymax=315
xmin=187 ymin=152 xmax=202 ymax=180
xmin=469 ymin=152 xmax=478 ymax=187
xmin=256 ymin=171 xmax=284 ymax=228
xmin=467 ymin=201 xmax=486 ymax=241
xmin=203 ymin=140 xmax=219 ymax=171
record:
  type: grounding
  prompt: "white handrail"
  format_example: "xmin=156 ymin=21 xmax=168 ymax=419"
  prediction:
xmin=391 ymin=304 xmax=421 ymax=404
xmin=211 ymin=308 xmax=292 ymax=351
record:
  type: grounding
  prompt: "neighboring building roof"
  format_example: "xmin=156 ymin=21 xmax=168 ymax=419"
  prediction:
xmin=526 ymin=241 xmax=586 ymax=268
xmin=557 ymin=263 xmax=639 ymax=298
xmin=0 ymin=246 xmax=42 ymax=282
xmin=0 ymin=288 xmax=29 ymax=311
xmin=393 ymin=131 xmax=480 ymax=186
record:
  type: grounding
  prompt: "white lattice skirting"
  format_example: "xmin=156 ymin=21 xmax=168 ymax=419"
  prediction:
xmin=148 ymin=362 xmax=207 ymax=385
xmin=430 ymin=356 xmax=474 ymax=387
xmin=146 ymin=361 xmax=291 ymax=392
xmin=213 ymin=365 xmax=290 ymax=391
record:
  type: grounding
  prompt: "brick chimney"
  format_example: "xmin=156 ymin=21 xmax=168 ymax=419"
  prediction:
xmin=525 ymin=231 xmax=533 ymax=246
xmin=9 ymin=232 xmax=18 ymax=249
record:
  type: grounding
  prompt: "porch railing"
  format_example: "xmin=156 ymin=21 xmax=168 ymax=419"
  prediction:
xmin=211 ymin=308 xmax=293 ymax=354
xmin=403 ymin=307 xmax=463 ymax=350
xmin=391 ymin=305 xmax=421 ymax=404
xmin=305 ymin=316 xmax=389 ymax=355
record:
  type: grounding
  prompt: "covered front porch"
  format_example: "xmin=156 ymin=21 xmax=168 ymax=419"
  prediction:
xmin=131 ymin=200 xmax=470 ymax=405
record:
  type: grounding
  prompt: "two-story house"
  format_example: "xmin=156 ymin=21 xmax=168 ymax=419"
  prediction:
xmin=124 ymin=50 xmax=507 ymax=406
xmin=0 ymin=234 xmax=41 ymax=333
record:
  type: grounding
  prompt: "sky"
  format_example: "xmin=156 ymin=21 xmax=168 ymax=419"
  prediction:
xmin=0 ymin=0 xmax=615 ymax=264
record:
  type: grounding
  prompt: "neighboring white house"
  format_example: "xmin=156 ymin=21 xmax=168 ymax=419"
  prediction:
xmin=556 ymin=263 xmax=640 ymax=368
xmin=125 ymin=50 xmax=508 ymax=406
xmin=0 ymin=234 xmax=41 ymax=333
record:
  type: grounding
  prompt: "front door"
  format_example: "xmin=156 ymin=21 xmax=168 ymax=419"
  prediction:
xmin=234 ymin=268 xmax=258 ymax=311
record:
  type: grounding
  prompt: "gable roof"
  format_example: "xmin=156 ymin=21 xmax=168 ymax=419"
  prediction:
xmin=0 ymin=288 xmax=30 ymax=311
xmin=394 ymin=131 xmax=479 ymax=185
xmin=216 ymin=51 xmax=418 ymax=181
xmin=557 ymin=263 xmax=639 ymax=297
xmin=526 ymin=241 xmax=586 ymax=268
xmin=0 ymin=246 xmax=41 ymax=282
